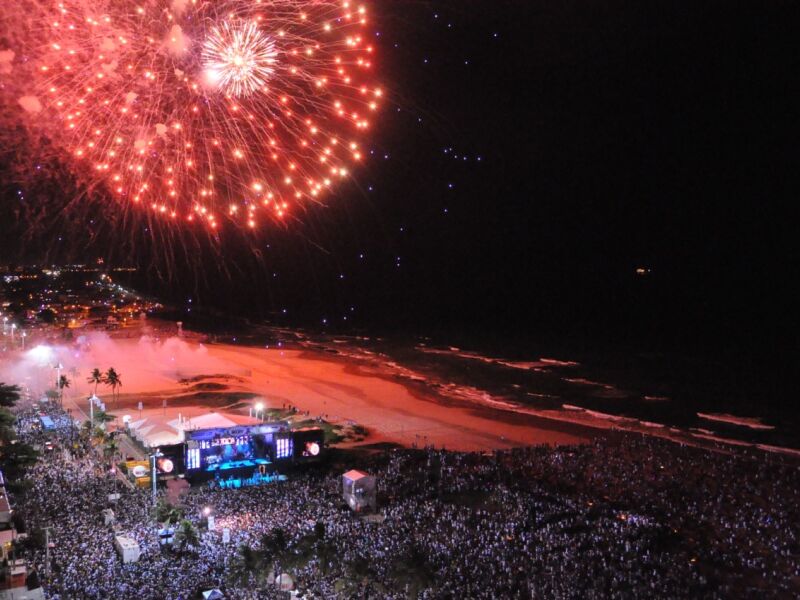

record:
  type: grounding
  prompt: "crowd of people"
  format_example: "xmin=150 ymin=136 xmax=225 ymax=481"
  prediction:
xmin=9 ymin=403 xmax=800 ymax=599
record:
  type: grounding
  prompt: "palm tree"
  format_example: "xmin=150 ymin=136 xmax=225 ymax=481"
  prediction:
xmin=174 ymin=519 xmax=199 ymax=553
xmin=92 ymin=426 xmax=107 ymax=445
xmin=104 ymin=368 xmax=122 ymax=406
xmin=80 ymin=420 xmax=94 ymax=438
xmin=230 ymin=544 xmax=260 ymax=586
xmin=79 ymin=420 xmax=98 ymax=447
xmin=58 ymin=375 xmax=70 ymax=407
xmin=0 ymin=408 xmax=16 ymax=443
xmin=152 ymin=500 xmax=184 ymax=527
xmin=259 ymin=528 xmax=287 ymax=569
xmin=0 ymin=441 xmax=39 ymax=479
xmin=103 ymin=438 xmax=118 ymax=461
xmin=87 ymin=369 xmax=103 ymax=396
xmin=0 ymin=383 xmax=21 ymax=408
xmin=239 ymin=544 xmax=260 ymax=573
xmin=93 ymin=410 xmax=115 ymax=425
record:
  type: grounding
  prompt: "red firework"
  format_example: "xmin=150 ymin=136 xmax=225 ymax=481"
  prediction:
xmin=1 ymin=0 xmax=381 ymax=230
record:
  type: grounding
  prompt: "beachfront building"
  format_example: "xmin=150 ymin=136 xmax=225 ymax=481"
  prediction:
xmin=0 ymin=471 xmax=44 ymax=600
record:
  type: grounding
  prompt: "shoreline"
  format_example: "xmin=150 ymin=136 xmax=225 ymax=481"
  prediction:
xmin=7 ymin=317 xmax=798 ymax=459
xmin=150 ymin=317 xmax=800 ymax=458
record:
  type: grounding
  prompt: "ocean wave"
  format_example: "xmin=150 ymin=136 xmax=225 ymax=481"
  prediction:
xmin=697 ymin=413 xmax=775 ymax=430
xmin=415 ymin=345 xmax=573 ymax=371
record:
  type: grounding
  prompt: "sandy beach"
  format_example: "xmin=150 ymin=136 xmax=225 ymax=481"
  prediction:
xmin=8 ymin=328 xmax=800 ymax=457
xmin=34 ymin=333 xmax=589 ymax=451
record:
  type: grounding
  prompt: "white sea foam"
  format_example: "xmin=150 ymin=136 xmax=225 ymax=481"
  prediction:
xmin=697 ymin=413 xmax=775 ymax=430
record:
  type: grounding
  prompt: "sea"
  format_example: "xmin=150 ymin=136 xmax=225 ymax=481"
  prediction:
xmin=151 ymin=303 xmax=800 ymax=454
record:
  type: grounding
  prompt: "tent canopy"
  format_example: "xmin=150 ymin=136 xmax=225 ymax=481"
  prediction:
xmin=175 ymin=412 xmax=238 ymax=431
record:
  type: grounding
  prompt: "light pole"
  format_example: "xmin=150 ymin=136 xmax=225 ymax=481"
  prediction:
xmin=21 ymin=331 xmax=26 ymax=350
xmin=255 ymin=401 xmax=264 ymax=422
xmin=10 ymin=323 xmax=16 ymax=344
xmin=43 ymin=525 xmax=53 ymax=584
xmin=150 ymin=450 xmax=163 ymax=505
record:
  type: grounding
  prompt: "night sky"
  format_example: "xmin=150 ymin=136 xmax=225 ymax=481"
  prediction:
xmin=2 ymin=0 xmax=798 ymax=364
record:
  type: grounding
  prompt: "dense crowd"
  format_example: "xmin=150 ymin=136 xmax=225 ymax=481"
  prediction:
xmin=10 ymin=404 xmax=800 ymax=599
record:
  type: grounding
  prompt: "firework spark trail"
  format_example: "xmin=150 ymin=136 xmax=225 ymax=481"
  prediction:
xmin=1 ymin=0 xmax=381 ymax=230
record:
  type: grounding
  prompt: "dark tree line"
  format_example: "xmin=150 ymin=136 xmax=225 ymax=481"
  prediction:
xmin=0 ymin=383 xmax=39 ymax=481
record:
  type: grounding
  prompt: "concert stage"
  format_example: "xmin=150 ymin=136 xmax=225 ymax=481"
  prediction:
xmin=182 ymin=422 xmax=324 ymax=484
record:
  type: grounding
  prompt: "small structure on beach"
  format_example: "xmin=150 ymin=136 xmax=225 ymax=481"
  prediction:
xmin=113 ymin=535 xmax=140 ymax=564
xmin=342 ymin=470 xmax=376 ymax=513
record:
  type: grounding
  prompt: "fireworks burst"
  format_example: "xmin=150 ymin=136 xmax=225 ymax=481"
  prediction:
xmin=1 ymin=0 xmax=381 ymax=230
xmin=202 ymin=21 xmax=277 ymax=98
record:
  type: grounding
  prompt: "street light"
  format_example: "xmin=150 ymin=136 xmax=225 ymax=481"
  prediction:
xmin=21 ymin=331 xmax=26 ymax=350
xmin=10 ymin=323 xmax=16 ymax=343
xmin=255 ymin=401 xmax=264 ymax=422
xmin=43 ymin=525 xmax=53 ymax=584
xmin=54 ymin=362 xmax=63 ymax=389
xmin=150 ymin=450 xmax=163 ymax=505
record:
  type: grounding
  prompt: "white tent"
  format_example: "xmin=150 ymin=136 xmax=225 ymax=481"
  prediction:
xmin=174 ymin=412 xmax=238 ymax=431
xmin=141 ymin=429 xmax=183 ymax=447
xmin=127 ymin=417 xmax=182 ymax=447
xmin=127 ymin=418 xmax=148 ymax=430
xmin=202 ymin=590 xmax=224 ymax=600
xmin=128 ymin=421 xmax=155 ymax=439
xmin=128 ymin=411 xmax=252 ymax=448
